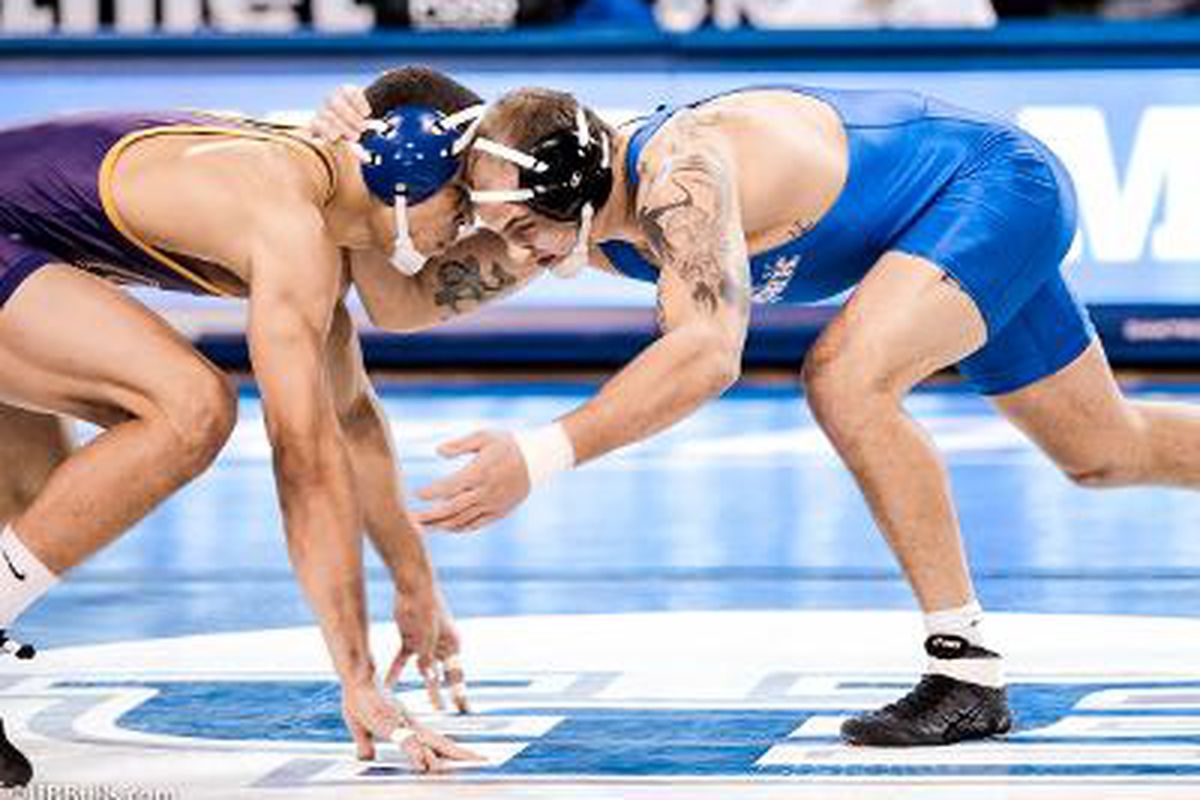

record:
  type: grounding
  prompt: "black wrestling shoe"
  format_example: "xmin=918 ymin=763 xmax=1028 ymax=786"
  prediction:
xmin=0 ymin=719 xmax=32 ymax=788
xmin=0 ymin=630 xmax=35 ymax=661
xmin=1 ymin=629 xmax=36 ymax=787
xmin=841 ymin=635 xmax=1012 ymax=746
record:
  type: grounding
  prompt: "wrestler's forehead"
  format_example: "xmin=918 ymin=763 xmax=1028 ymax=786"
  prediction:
xmin=466 ymin=153 xmax=520 ymax=191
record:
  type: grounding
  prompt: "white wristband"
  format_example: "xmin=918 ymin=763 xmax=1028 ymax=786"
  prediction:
xmin=513 ymin=423 xmax=575 ymax=488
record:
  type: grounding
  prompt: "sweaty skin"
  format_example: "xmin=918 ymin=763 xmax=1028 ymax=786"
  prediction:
xmin=0 ymin=126 xmax=477 ymax=767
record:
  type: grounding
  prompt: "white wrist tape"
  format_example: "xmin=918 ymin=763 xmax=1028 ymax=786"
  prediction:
xmin=513 ymin=423 xmax=575 ymax=488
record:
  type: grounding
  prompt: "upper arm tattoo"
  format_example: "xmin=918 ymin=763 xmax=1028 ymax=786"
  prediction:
xmin=655 ymin=291 xmax=669 ymax=334
xmin=637 ymin=142 xmax=750 ymax=322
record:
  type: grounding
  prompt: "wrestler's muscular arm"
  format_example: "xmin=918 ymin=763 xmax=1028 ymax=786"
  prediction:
xmin=248 ymin=206 xmax=367 ymax=685
xmin=415 ymin=125 xmax=750 ymax=532
xmin=350 ymin=228 xmax=542 ymax=331
xmin=325 ymin=302 xmax=468 ymax=716
xmin=248 ymin=206 xmax=473 ymax=770
xmin=568 ymin=130 xmax=751 ymax=462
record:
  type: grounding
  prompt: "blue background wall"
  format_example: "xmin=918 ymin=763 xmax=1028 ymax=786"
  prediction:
xmin=4 ymin=24 xmax=1200 ymax=362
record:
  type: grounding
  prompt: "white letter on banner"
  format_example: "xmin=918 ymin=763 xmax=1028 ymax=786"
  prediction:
xmin=209 ymin=0 xmax=300 ymax=32
xmin=1144 ymin=108 xmax=1200 ymax=261
xmin=1020 ymin=106 xmax=1200 ymax=264
xmin=0 ymin=0 xmax=55 ymax=33
xmin=113 ymin=0 xmax=156 ymax=32
xmin=312 ymin=0 xmax=375 ymax=31
xmin=59 ymin=0 xmax=101 ymax=32
xmin=162 ymin=0 xmax=203 ymax=31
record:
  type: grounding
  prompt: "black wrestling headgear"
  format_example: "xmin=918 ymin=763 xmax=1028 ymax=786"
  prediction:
xmin=468 ymin=105 xmax=613 ymax=224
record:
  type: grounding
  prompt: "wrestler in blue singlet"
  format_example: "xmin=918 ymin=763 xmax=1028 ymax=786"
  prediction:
xmin=599 ymin=87 xmax=1092 ymax=396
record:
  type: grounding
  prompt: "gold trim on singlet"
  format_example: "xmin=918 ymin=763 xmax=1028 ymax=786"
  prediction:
xmin=97 ymin=119 xmax=340 ymax=297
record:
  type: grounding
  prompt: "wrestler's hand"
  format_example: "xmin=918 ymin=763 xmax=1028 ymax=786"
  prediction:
xmin=415 ymin=430 xmax=529 ymax=533
xmin=340 ymin=679 xmax=481 ymax=771
xmin=309 ymin=84 xmax=371 ymax=142
xmin=387 ymin=580 xmax=471 ymax=714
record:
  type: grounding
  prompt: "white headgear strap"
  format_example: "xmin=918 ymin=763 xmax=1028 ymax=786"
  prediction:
xmin=550 ymin=203 xmax=593 ymax=280
xmin=389 ymin=195 xmax=427 ymax=276
xmin=466 ymin=134 xmax=550 ymax=207
xmin=575 ymin=106 xmax=591 ymax=147
xmin=471 ymin=137 xmax=545 ymax=172
xmin=451 ymin=109 xmax=485 ymax=156
xmin=439 ymin=104 xmax=486 ymax=133
xmin=471 ymin=188 xmax=535 ymax=204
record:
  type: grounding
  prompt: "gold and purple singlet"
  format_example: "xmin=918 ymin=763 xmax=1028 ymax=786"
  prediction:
xmin=0 ymin=110 xmax=335 ymax=305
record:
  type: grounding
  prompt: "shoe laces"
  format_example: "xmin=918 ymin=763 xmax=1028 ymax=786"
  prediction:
xmin=882 ymin=674 xmax=957 ymax=720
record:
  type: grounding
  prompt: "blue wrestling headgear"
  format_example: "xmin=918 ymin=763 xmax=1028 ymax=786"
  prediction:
xmin=361 ymin=105 xmax=467 ymax=205
xmin=355 ymin=103 xmax=484 ymax=275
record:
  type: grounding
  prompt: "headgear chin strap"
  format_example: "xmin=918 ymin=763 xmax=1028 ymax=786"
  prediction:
xmin=549 ymin=204 xmax=593 ymax=280
xmin=468 ymin=105 xmax=613 ymax=279
xmin=354 ymin=104 xmax=484 ymax=276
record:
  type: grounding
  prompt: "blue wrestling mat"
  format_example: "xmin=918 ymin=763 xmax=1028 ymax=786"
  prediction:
xmin=5 ymin=380 xmax=1200 ymax=798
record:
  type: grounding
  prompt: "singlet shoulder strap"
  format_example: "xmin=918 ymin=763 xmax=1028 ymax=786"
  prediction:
xmin=186 ymin=111 xmax=340 ymax=204
xmin=595 ymin=104 xmax=678 ymax=284
xmin=597 ymin=240 xmax=659 ymax=283
xmin=623 ymin=104 xmax=677 ymax=196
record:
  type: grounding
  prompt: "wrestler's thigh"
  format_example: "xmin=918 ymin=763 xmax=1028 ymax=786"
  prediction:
xmin=806 ymin=251 xmax=987 ymax=395
xmin=989 ymin=340 xmax=1138 ymax=475
xmin=0 ymin=263 xmax=229 ymax=424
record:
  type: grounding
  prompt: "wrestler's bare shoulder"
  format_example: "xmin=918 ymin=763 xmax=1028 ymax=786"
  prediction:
xmin=108 ymin=131 xmax=331 ymax=283
xmin=641 ymin=90 xmax=841 ymax=162
xmin=634 ymin=89 xmax=849 ymax=253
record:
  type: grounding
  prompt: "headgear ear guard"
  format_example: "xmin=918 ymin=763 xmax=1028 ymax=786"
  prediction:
xmin=469 ymin=105 xmax=613 ymax=279
xmin=353 ymin=103 xmax=484 ymax=275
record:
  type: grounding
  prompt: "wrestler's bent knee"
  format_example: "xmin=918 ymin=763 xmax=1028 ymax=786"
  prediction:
xmin=157 ymin=367 xmax=237 ymax=476
xmin=802 ymin=344 xmax=887 ymax=431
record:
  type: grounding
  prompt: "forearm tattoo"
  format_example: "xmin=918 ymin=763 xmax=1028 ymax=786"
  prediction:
xmin=637 ymin=147 xmax=750 ymax=321
xmin=431 ymin=255 xmax=517 ymax=314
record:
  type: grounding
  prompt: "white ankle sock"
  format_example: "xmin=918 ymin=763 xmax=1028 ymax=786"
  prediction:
xmin=924 ymin=600 xmax=986 ymax=647
xmin=0 ymin=525 xmax=59 ymax=628
xmin=924 ymin=600 xmax=1005 ymax=687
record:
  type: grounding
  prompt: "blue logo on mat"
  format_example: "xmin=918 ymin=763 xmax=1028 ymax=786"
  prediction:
xmin=60 ymin=676 xmax=1200 ymax=782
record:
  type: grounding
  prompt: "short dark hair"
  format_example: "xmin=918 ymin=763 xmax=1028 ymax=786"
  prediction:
xmin=364 ymin=65 xmax=482 ymax=118
xmin=478 ymin=87 xmax=614 ymax=153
